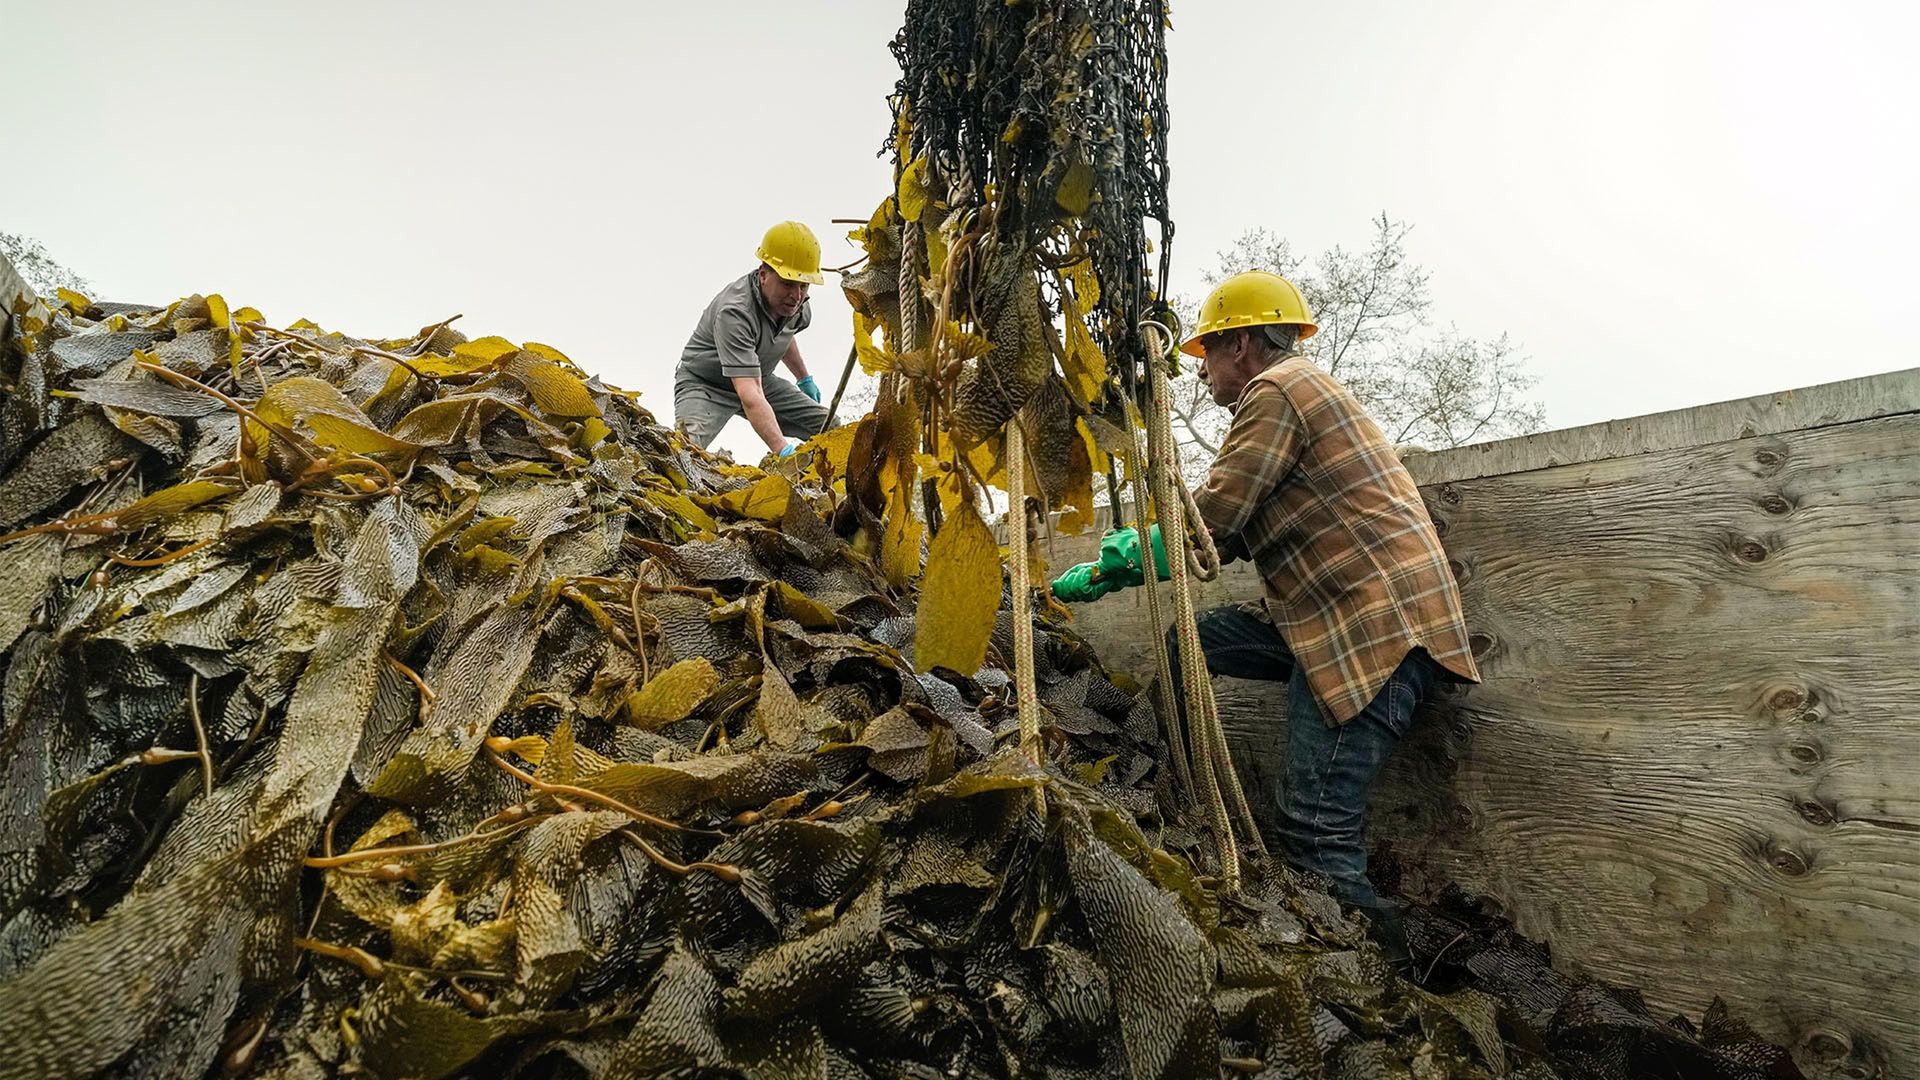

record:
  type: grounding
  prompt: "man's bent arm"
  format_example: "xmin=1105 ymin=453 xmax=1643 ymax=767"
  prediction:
xmin=780 ymin=337 xmax=810 ymax=380
xmin=731 ymin=376 xmax=789 ymax=453
xmin=1193 ymin=381 xmax=1304 ymax=540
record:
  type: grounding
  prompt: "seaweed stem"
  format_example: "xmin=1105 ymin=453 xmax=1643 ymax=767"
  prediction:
xmin=293 ymin=937 xmax=386 ymax=980
xmin=1421 ymin=929 xmax=1471 ymax=986
xmin=614 ymin=825 xmax=740 ymax=883
xmin=243 ymin=320 xmax=431 ymax=383
xmin=304 ymin=819 xmax=538 ymax=869
xmin=322 ymin=791 xmax=364 ymax=860
xmin=133 ymin=361 xmax=319 ymax=465
xmin=216 ymin=698 xmax=272 ymax=783
xmin=385 ymin=653 xmax=437 ymax=722
xmin=484 ymin=748 xmax=697 ymax=835
xmin=400 ymin=314 xmax=465 ymax=357
xmin=629 ymin=573 xmax=653 ymax=682
xmin=108 ymin=538 xmax=219 ymax=567
xmin=187 ymin=672 xmax=215 ymax=799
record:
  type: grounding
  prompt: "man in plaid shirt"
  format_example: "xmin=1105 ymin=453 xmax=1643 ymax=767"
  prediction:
xmin=1056 ymin=269 xmax=1479 ymax=971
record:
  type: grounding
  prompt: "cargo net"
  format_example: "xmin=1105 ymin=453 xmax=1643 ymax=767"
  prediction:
xmin=888 ymin=0 xmax=1173 ymax=390
xmin=839 ymin=0 xmax=1177 ymax=554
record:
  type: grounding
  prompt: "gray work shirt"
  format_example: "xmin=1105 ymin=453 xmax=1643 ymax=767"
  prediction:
xmin=676 ymin=270 xmax=811 ymax=388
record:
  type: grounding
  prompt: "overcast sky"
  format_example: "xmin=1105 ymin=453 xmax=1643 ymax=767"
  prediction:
xmin=8 ymin=0 xmax=1915 ymax=461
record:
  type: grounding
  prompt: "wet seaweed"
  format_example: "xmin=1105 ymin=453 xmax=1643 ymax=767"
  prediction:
xmin=0 ymin=273 xmax=1800 ymax=1080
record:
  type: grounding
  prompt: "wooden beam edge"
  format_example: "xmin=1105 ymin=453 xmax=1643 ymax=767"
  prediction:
xmin=1403 ymin=365 xmax=1920 ymax=485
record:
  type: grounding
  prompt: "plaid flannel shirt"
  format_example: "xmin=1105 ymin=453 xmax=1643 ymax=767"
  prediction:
xmin=1192 ymin=358 xmax=1480 ymax=725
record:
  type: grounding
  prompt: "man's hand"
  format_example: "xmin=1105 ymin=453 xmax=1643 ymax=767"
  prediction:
xmin=1050 ymin=525 xmax=1173 ymax=603
xmin=1050 ymin=562 xmax=1119 ymax=603
xmin=730 ymin=375 xmax=789 ymax=456
xmin=796 ymin=375 xmax=822 ymax=403
xmin=777 ymin=438 xmax=801 ymax=459
xmin=1096 ymin=525 xmax=1171 ymax=587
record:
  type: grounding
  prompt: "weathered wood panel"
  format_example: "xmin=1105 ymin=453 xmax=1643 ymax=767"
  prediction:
xmin=1400 ymin=366 xmax=1920 ymax=485
xmin=1053 ymin=382 xmax=1920 ymax=1080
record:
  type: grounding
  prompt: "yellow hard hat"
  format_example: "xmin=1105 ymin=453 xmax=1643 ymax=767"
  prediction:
xmin=1179 ymin=269 xmax=1317 ymax=357
xmin=756 ymin=221 xmax=826 ymax=286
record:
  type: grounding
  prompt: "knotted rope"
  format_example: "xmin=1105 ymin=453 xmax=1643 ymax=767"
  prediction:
xmin=1006 ymin=418 xmax=1046 ymax=814
xmin=1138 ymin=321 xmax=1267 ymax=887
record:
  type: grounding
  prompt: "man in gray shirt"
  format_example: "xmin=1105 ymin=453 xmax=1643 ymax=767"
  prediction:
xmin=674 ymin=221 xmax=828 ymax=457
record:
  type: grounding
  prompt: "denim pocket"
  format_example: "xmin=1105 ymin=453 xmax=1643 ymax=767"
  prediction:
xmin=1386 ymin=676 xmax=1419 ymax=736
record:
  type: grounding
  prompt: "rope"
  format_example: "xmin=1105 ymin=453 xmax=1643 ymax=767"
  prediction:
xmin=1005 ymin=417 xmax=1046 ymax=806
xmin=1140 ymin=332 xmax=1236 ymax=887
xmin=1139 ymin=322 xmax=1268 ymax=886
xmin=898 ymin=219 xmax=927 ymax=357
xmin=1179 ymin=482 xmax=1221 ymax=582
xmin=1145 ymin=347 xmax=1264 ymax=862
xmin=1129 ymin=424 xmax=1193 ymax=804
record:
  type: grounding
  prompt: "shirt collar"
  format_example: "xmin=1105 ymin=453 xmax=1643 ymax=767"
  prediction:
xmin=1231 ymin=358 xmax=1294 ymax=411
xmin=744 ymin=269 xmax=771 ymax=320
xmin=744 ymin=267 xmax=801 ymax=329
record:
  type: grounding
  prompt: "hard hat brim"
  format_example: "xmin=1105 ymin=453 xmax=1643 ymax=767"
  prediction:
xmin=768 ymin=264 xmax=826 ymax=286
xmin=1179 ymin=317 xmax=1319 ymax=358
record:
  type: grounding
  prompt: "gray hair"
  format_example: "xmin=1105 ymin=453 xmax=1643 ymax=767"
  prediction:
xmin=1201 ymin=323 xmax=1302 ymax=363
xmin=1255 ymin=322 xmax=1300 ymax=357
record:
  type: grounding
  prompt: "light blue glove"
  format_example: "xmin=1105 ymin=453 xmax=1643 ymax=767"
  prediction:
xmin=796 ymin=375 xmax=822 ymax=403
xmin=777 ymin=438 xmax=801 ymax=459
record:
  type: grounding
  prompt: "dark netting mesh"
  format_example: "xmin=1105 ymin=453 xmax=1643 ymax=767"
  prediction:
xmin=887 ymin=0 xmax=1174 ymax=397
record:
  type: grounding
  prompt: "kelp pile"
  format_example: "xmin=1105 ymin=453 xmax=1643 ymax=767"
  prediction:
xmin=0 ymin=277 xmax=1802 ymax=1079
xmin=0 ymin=279 xmax=1435 ymax=1079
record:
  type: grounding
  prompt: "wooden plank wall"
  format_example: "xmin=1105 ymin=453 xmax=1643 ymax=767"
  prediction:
xmin=1050 ymin=368 xmax=1920 ymax=1079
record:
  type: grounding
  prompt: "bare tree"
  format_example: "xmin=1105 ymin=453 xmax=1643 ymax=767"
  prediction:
xmin=0 ymin=231 xmax=95 ymax=298
xmin=833 ymin=368 xmax=882 ymax=419
xmin=1165 ymin=214 xmax=1544 ymax=480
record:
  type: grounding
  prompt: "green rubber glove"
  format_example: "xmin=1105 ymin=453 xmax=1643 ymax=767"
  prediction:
xmin=1050 ymin=561 xmax=1120 ymax=602
xmin=1095 ymin=524 xmax=1172 ymax=588
xmin=1049 ymin=526 xmax=1174 ymax=602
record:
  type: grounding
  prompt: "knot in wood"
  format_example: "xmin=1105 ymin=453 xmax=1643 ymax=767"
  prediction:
xmin=1439 ymin=484 xmax=1462 ymax=506
xmin=1467 ymin=632 xmax=1495 ymax=659
xmin=1768 ymin=688 xmax=1807 ymax=711
xmin=1736 ymin=540 xmax=1769 ymax=563
xmin=1759 ymin=493 xmax=1792 ymax=515
xmin=1794 ymin=798 xmax=1836 ymax=827
xmin=1804 ymin=1030 xmax=1852 ymax=1061
xmin=1446 ymin=558 xmax=1468 ymax=582
xmin=1432 ymin=518 xmax=1450 ymax=538
xmin=1788 ymin=742 xmax=1823 ymax=765
xmin=1754 ymin=449 xmax=1783 ymax=468
xmin=1766 ymin=845 xmax=1810 ymax=877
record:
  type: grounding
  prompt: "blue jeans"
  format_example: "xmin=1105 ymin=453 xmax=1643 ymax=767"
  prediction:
xmin=1164 ymin=606 xmax=1438 ymax=911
